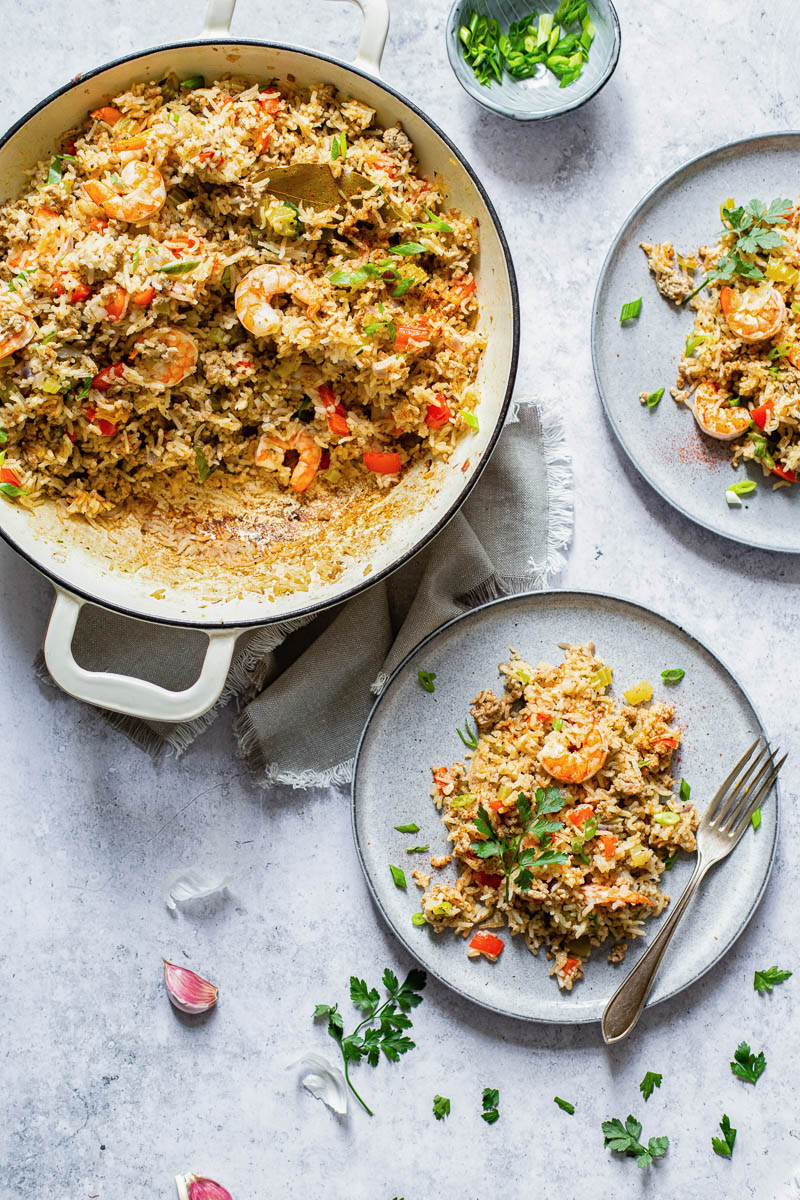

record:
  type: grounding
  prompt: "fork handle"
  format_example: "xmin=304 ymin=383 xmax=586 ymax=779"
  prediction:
xmin=601 ymin=855 xmax=710 ymax=1043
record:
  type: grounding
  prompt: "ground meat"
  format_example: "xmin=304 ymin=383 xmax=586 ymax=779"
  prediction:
xmin=470 ymin=688 xmax=507 ymax=731
xmin=608 ymin=942 xmax=628 ymax=963
xmin=640 ymin=240 xmax=693 ymax=304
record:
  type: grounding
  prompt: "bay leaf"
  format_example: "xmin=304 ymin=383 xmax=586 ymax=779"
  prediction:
xmin=264 ymin=164 xmax=341 ymax=210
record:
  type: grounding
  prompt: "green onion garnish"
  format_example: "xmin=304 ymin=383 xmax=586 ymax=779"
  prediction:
xmin=554 ymin=1096 xmax=575 ymax=1115
xmin=39 ymin=331 xmax=58 ymax=345
xmin=663 ymin=850 xmax=679 ymax=870
xmin=646 ymin=388 xmax=665 ymax=408
xmin=389 ymin=864 xmax=407 ymax=889
xmin=394 ymin=823 xmax=420 ymax=833
xmin=729 ymin=480 xmax=757 ymax=495
xmin=679 ymin=779 xmax=691 ymax=803
xmin=685 ymin=334 xmax=707 ymax=356
xmin=553 ymin=717 xmax=564 ymax=731
xmin=415 ymin=207 xmax=453 ymax=234
xmin=661 ymin=668 xmax=685 ymax=683
xmin=392 ymin=276 xmax=417 ymax=298
xmin=406 ymin=845 xmax=430 ymax=854
xmin=75 ymin=378 xmax=92 ymax=400
xmin=417 ymin=669 xmax=436 ymax=693
xmin=157 ymin=259 xmax=200 ymax=275
xmin=620 ymin=297 xmax=642 ymax=323
xmin=195 ymin=445 xmax=211 ymax=483
xmin=457 ymin=718 xmax=479 ymax=749
xmin=654 ymin=811 xmax=680 ymax=826
xmin=330 ymin=130 xmax=347 ymax=162
xmin=180 ymin=75 xmax=205 ymax=90
xmin=411 ymin=912 xmax=427 ymax=927
xmin=460 ymin=410 xmax=479 ymax=431
xmin=751 ymin=807 xmax=762 ymax=831
xmin=390 ymin=242 xmax=427 ymax=256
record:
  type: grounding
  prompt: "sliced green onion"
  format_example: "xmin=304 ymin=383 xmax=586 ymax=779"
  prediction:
xmin=195 ymin=445 xmax=211 ymax=483
xmin=661 ymin=668 xmax=685 ymax=683
xmin=654 ymin=811 xmax=680 ymax=826
xmin=537 ymin=13 xmax=554 ymax=46
xmin=394 ymin=823 xmax=420 ymax=833
xmin=554 ymin=1096 xmax=575 ymax=1115
xmin=751 ymin=807 xmax=762 ymax=831
xmin=417 ymin=669 xmax=436 ymax=693
xmin=415 ymin=207 xmax=452 ymax=233
xmin=156 ymin=259 xmax=200 ymax=275
xmin=664 ymin=850 xmax=679 ymax=870
xmin=75 ymin=378 xmax=92 ymax=400
xmin=685 ymin=334 xmax=707 ymax=355
xmin=679 ymin=778 xmax=691 ymax=803
xmin=411 ymin=912 xmax=427 ymax=927
xmin=725 ymin=489 xmax=743 ymax=508
xmin=39 ymin=331 xmax=58 ymax=345
xmin=389 ymin=864 xmax=407 ymax=889
xmin=406 ymin=845 xmax=430 ymax=854
xmin=460 ymin=410 xmax=479 ymax=431
xmin=620 ymin=297 xmax=642 ymax=323
xmin=646 ymin=388 xmax=665 ymax=408
xmin=390 ymin=242 xmax=427 ymax=256
xmin=553 ymin=717 xmax=564 ymax=731
xmin=729 ymin=480 xmax=757 ymax=495
xmin=180 ymin=75 xmax=205 ymax=90
xmin=449 ymin=793 xmax=475 ymax=808
xmin=457 ymin=718 xmax=479 ymax=749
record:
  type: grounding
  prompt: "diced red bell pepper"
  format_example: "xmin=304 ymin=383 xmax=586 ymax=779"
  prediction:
xmin=0 ymin=466 xmax=21 ymax=487
xmin=652 ymin=736 xmax=679 ymax=751
xmin=90 ymin=106 xmax=123 ymax=126
xmin=104 ymin=286 xmax=128 ymax=322
xmin=426 ymin=393 xmax=451 ymax=430
xmin=566 ymin=804 xmax=594 ymax=829
xmin=85 ymin=407 xmax=117 ymax=437
xmin=600 ymin=833 xmax=618 ymax=858
xmin=51 ymin=278 xmax=66 ymax=297
xmin=363 ymin=450 xmax=402 ymax=474
xmin=258 ymin=92 xmax=281 ymax=115
xmin=132 ymin=286 xmax=155 ymax=307
xmin=561 ymin=957 xmax=581 ymax=976
xmin=432 ymin=767 xmax=452 ymax=793
xmin=469 ymin=930 xmax=505 ymax=959
xmin=473 ymin=871 xmax=503 ymax=888
xmin=91 ymin=363 xmax=125 ymax=391
xmin=771 ymin=465 xmax=797 ymax=483
xmin=69 ymin=283 xmax=92 ymax=304
xmin=750 ymin=399 xmax=773 ymax=430
xmin=318 ymin=385 xmax=350 ymax=436
xmin=394 ymin=321 xmax=430 ymax=352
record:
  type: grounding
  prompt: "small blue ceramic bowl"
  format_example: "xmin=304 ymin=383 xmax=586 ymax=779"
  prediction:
xmin=446 ymin=0 xmax=621 ymax=121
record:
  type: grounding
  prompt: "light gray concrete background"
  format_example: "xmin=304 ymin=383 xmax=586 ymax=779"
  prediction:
xmin=1 ymin=1 xmax=799 ymax=1197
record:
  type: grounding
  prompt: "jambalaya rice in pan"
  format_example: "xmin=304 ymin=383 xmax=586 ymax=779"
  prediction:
xmin=0 ymin=74 xmax=483 ymax=519
xmin=642 ymin=194 xmax=800 ymax=488
xmin=420 ymin=644 xmax=699 ymax=990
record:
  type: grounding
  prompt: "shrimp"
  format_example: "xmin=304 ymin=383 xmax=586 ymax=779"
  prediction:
xmin=84 ymin=161 xmax=166 ymax=223
xmin=131 ymin=327 xmax=198 ymax=385
xmin=234 ymin=265 xmax=319 ymax=338
xmin=8 ymin=206 xmax=70 ymax=270
xmin=690 ymin=382 xmax=751 ymax=441
xmin=719 ymin=284 xmax=785 ymax=344
xmin=539 ymin=718 xmax=608 ymax=783
xmin=0 ymin=296 xmax=35 ymax=359
xmin=581 ymin=884 xmax=655 ymax=909
xmin=255 ymin=429 xmax=322 ymax=493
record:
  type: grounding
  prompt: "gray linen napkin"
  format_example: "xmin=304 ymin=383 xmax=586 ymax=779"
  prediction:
xmin=38 ymin=399 xmax=572 ymax=785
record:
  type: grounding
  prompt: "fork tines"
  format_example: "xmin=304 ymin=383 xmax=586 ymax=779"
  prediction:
xmin=706 ymin=737 xmax=784 ymax=836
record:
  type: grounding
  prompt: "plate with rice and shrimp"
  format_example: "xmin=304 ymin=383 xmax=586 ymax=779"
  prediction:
xmin=592 ymin=132 xmax=800 ymax=552
xmin=352 ymin=591 xmax=777 ymax=1023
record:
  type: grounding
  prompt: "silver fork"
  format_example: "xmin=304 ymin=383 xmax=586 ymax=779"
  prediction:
xmin=601 ymin=737 xmax=785 ymax=1044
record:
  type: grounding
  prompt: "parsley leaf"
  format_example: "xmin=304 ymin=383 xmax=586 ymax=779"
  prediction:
xmin=432 ymin=1094 xmax=451 ymax=1120
xmin=639 ymin=1071 xmax=662 ymax=1101
xmin=753 ymin=965 xmax=792 ymax=994
xmin=730 ymin=1041 xmax=766 ymax=1084
xmin=313 ymin=967 xmax=426 ymax=1114
xmin=712 ymin=1113 xmax=736 ymax=1158
xmin=481 ymin=1086 xmax=500 ymax=1122
xmin=603 ymin=1114 xmax=669 ymax=1168
xmin=554 ymin=1096 xmax=575 ymax=1114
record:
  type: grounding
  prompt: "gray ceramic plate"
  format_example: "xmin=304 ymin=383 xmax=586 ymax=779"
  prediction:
xmin=592 ymin=132 xmax=800 ymax=553
xmin=352 ymin=591 xmax=778 ymax=1023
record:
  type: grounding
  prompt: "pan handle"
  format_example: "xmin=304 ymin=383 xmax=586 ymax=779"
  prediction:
xmin=202 ymin=0 xmax=389 ymax=76
xmin=43 ymin=588 xmax=240 ymax=723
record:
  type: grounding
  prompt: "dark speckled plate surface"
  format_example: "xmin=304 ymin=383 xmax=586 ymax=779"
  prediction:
xmin=352 ymin=591 xmax=778 ymax=1023
xmin=592 ymin=133 xmax=800 ymax=553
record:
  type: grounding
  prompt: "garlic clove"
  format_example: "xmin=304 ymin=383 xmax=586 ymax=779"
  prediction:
xmin=286 ymin=1051 xmax=348 ymax=1114
xmin=163 ymin=960 xmax=218 ymax=1014
xmin=175 ymin=1173 xmax=232 ymax=1200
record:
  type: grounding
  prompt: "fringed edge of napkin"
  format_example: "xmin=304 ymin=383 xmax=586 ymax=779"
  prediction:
xmin=244 ymin=398 xmax=573 ymax=789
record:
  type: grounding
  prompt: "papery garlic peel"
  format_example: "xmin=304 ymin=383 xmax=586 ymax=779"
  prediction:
xmin=163 ymin=960 xmax=218 ymax=1014
xmin=175 ymin=1173 xmax=232 ymax=1200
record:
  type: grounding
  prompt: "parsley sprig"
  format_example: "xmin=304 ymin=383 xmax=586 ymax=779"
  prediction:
xmin=313 ymin=967 xmax=426 ymax=1115
xmin=682 ymin=196 xmax=792 ymax=304
xmin=753 ymin=965 xmax=792 ymax=994
xmin=432 ymin=1094 xmax=450 ymax=1120
xmin=730 ymin=1041 xmax=766 ymax=1085
xmin=712 ymin=1113 xmax=736 ymax=1158
xmin=602 ymin=1114 xmax=669 ymax=1168
xmin=470 ymin=788 xmax=568 ymax=903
